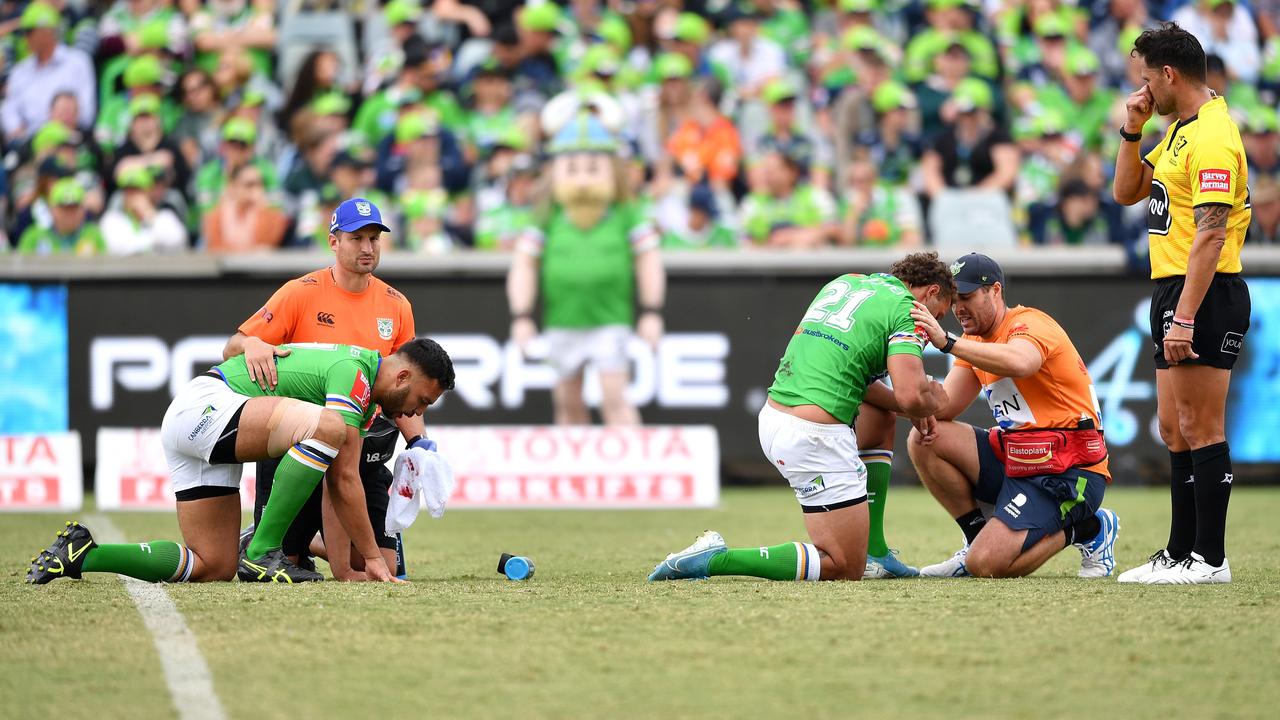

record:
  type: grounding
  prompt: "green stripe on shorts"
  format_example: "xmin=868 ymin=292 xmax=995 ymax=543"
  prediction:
xmin=1059 ymin=476 xmax=1088 ymax=520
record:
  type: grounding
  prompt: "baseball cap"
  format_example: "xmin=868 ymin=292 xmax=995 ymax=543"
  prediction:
xmin=598 ymin=14 xmax=632 ymax=52
xmin=474 ymin=58 xmax=513 ymax=80
xmin=138 ymin=18 xmax=169 ymax=51
xmin=32 ymin=121 xmax=73 ymax=155
xmin=117 ymin=165 xmax=155 ymax=190
xmin=50 ymin=177 xmax=85 ymax=206
xmin=239 ymin=89 xmax=266 ymax=108
xmin=660 ymin=13 xmax=711 ymax=45
xmin=581 ymin=44 xmax=622 ymax=77
xmin=688 ymin=184 xmax=719 ymax=219
xmin=385 ymin=0 xmax=422 ymax=26
xmin=331 ymin=146 xmax=374 ymax=170
xmin=20 ymin=2 xmax=59 ymax=30
xmin=654 ymin=52 xmax=693 ymax=81
xmin=402 ymin=188 xmax=447 ymax=220
xmin=222 ymin=117 xmax=257 ymax=144
xmin=762 ymin=77 xmax=800 ymax=105
xmin=124 ymin=55 xmax=165 ymax=89
xmin=1033 ymin=14 xmax=1070 ymax=40
xmin=950 ymin=253 xmax=1004 ymax=294
xmin=951 ymin=77 xmax=993 ymax=113
xmin=872 ymin=81 xmax=916 ymax=113
xmin=841 ymin=25 xmax=882 ymax=53
xmin=394 ymin=111 xmax=440 ymax=143
xmin=1065 ymin=46 xmax=1100 ymax=77
xmin=129 ymin=93 xmax=162 ymax=118
xmin=518 ymin=2 xmax=562 ymax=33
xmin=330 ymin=197 xmax=391 ymax=233
xmin=838 ymin=0 xmax=880 ymax=13
xmin=311 ymin=92 xmax=351 ymax=116
xmin=1245 ymin=106 xmax=1279 ymax=134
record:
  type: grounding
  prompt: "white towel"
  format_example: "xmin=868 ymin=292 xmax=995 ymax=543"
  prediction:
xmin=386 ymin=447 xmax=456 ymax=535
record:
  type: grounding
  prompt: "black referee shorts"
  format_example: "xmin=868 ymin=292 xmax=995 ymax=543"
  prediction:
xmin=253 ymin=417 xmax=400 ymax=555
xmin=1150 ymin=273 xmax=1251 ymax=370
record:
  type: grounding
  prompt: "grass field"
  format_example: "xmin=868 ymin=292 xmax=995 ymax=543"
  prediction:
xmin=2 ymin=487 xmax=1278 ymax=720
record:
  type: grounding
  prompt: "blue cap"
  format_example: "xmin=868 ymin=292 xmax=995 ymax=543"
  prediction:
xmin=950 ymin=252 xmax=1004 ymax=294
xmin=330 ymin=197 xmax=391 ymax=234
xmin=689 ymin=184 xmax=719 ymax=219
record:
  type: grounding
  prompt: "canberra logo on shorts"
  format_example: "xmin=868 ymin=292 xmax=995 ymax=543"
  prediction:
xmin=796 ymin=475 xmax=826 ymax=498
xmin=1198 ymin=169 xmax=1231 ymax=193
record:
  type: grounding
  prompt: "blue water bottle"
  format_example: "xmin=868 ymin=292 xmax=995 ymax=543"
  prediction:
xmin=497 ymin=553 xmax=535 ymax=581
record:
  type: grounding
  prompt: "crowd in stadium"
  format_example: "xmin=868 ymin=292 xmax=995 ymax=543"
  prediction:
xmin=0 ymin=0 xmax=1276 ymax=260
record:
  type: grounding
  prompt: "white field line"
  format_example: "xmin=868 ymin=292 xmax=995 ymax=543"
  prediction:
xmin=88 ymin=514 xmax=227 ymax=720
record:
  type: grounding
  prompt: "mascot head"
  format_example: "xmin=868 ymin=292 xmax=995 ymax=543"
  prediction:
xmin=546 ymin=111 xmax=625 ymax=229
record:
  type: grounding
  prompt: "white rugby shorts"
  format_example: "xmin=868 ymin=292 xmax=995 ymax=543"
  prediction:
xmin=758 ymin=402 xmax=868 ymax=509
xmin=543 ymin=324 xmax=632 ymax=379
xmin=160 ymin=376 xmax=250 ymax=493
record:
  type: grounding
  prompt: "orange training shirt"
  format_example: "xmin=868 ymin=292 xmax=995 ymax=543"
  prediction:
xmin=238 ymin=268 xmax=416 ymax=356
xmin=955 ymin=305 xmax=1109 ymax=479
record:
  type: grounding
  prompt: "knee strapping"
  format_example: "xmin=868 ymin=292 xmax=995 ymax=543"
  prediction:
xmin=266 ymin=400 xmax=324 ymax=457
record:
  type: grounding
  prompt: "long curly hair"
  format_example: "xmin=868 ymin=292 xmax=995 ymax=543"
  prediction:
xmin=890 ymin=251 xmax=958 ymax=301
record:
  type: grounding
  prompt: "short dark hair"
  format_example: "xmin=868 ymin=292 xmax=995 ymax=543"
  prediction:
xmin=397 ymin=338 xmax=456 ymax=391
xmin=1132 ymin=22 xmax=1206 ymax=84
xmin=890 ymin=251 xmax=958 ymax=302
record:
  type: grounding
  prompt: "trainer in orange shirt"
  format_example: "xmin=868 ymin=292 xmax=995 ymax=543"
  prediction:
xmin=905 ymin=254 xmax=1121 ymax=579
xmin=222 ymin=197 xmax=425 ymax=582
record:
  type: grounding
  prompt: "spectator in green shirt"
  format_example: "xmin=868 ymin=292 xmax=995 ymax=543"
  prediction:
xmin=194 ymin=117 xmax=277 ymax=223
xmin=475 ymin=153 xmax=538 ymax=251
xmin=740 ymin=148 xmax=838 ymax=248
xmin=17 ymin=177 xmax=104 ymax=256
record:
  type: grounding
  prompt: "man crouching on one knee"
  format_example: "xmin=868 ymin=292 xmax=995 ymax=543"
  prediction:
xmin=906 ymin=253 xmax=1120 ymax=579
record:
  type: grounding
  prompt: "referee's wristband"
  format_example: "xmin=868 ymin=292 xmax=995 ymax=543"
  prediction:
xmin=1118 ymin=125 xmax=1142 ymax=142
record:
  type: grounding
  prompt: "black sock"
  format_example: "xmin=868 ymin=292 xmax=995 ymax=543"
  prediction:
xmin=1067 ymin=513 xmax=1102 ymax=546
xmin=1191 ymin=442 xmax=1232 ymax=567
xmin=1167 ymin=450 xmax=1196 ymax=558
xmin=956 ymin=509 xmax=987 ymax=545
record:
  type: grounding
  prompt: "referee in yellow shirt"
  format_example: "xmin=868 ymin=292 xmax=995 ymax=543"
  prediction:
xmin=1113 ymin=23 xmax=1251 ymax=585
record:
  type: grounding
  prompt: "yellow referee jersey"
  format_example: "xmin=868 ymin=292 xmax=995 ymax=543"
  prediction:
xmin=1144 ymin=96 xmax=1251 ymax=279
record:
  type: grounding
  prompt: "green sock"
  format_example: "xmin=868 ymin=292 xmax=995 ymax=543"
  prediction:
xmin=246 ymin=440 xmax=336 ymax=560
xmin=708 ymin=542 xmax=821 ymax=581
xmin=863 ymin=451 xmax=893 ymax=557
xmin=82 ymin=541 xmax=191 ymax=582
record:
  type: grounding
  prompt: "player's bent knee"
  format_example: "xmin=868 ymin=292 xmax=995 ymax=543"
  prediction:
xmin=189 ymin=555 xmax=237 ymax=582
xmin=313 ymin=409 xmax=348 ymax=447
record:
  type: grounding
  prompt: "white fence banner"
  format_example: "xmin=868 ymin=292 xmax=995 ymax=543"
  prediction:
xmin=421 ymin=425 xmax=720 ymax=509
xmin=0 ymin=432 xmax=83 ymax=512
xmin=95 ymin=427 xmax=255 ymax=511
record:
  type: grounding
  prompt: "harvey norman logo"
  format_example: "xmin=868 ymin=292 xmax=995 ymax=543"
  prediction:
xmin=1198 ymin=169 xmax=1230 ymax=193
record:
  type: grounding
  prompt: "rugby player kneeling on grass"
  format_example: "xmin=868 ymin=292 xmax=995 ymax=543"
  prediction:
xmin=25 ymin=339 xmax=453 ymax=585
xmin=908 ymin=254 xmax=1119 ymax=579
xmin=649 ymin=252 xmax=953 ymax=582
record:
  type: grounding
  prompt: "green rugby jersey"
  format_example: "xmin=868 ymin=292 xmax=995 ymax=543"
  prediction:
xmin=211 ymin=344 xmax=381 ymax=435
xmin=768 ymin=273 xmax=926 ymax=425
